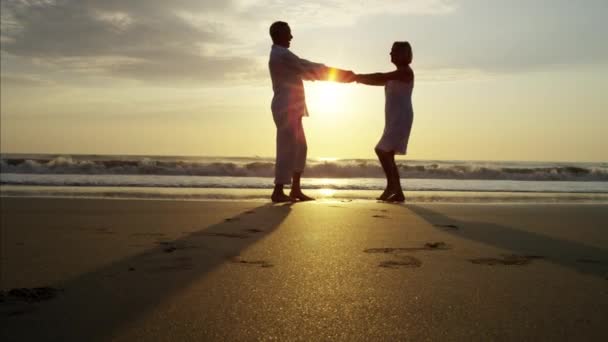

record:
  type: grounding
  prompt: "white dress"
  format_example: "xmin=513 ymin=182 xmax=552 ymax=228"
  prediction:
xmin=376 ymin=80 xmax=414 ymax=155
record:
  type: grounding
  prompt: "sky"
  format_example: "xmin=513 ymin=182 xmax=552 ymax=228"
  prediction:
xmin=1 ymin=0 xmax=607 ymax=162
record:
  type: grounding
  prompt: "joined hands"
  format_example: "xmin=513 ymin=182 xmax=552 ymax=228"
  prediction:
xmin=328 ymin=68 xmax=360 ymax=83
xmin=344 ymin=70 xmax=356 ymax=83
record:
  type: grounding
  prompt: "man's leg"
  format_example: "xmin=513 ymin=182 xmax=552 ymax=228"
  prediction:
xmin=289 ymin=117 xmax=314 ymax=201
xmin=272 ymin=113 xmax=296 ymax=202
xmin=271 ymin=184 xmax=292 ymax=202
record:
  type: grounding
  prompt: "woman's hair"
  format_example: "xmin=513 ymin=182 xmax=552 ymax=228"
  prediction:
xmin=393 ymin=41 xmax=413 ymax=65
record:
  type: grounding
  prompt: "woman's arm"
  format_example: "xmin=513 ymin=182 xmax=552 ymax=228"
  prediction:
xmin=355 ymin=68 xmax=413 ymax=86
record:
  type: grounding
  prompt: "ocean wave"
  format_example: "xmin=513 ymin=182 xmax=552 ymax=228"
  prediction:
xmin=1 ymin=155 xmax=607 ymax=181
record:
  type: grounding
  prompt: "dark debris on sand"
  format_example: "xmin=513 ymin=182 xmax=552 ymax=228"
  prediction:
xmin=433 ymin=224 xmax=460 ymax=230
xmin=379 ymin=256 xmax=422 ymax=268
xmin=364 ymin=242 xmax=451 ymax=254
xmin=245 ymin=228 xmax=264 ymax=233
xmin=576 ymin=259 xmax=608 ymax=266
xmin=229 ymin=257 xmax=274 ymax=268
xmin=1 ymin=287 xmax=62 ymax=303
xmin=198 ymin=232 xmax=249 ymax=239
xmin=424 ymin=242 xmax=449 ymax=249
xmin=470 ymin=254 xmax=544 ymax=266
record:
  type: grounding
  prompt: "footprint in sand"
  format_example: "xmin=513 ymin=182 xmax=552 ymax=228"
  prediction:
xmin=424 ymin=242 xmax=450 ymax=249
xmin=469 ymin=254 xmax=544 ymax=266
xmin=3 ymin=307 xmax=38 ymax=316
xmin=576 ymin=259 xmax=608 ymax=266
xmin=148 ymin=256 xmax=194 ymax=272
xmin=163 ymin=246 xmax=177 ymax=253
xmin=433 ymin=224 xmax=460 ymax=230
xmin=1 ymin=287 xmax=62 ymax=304
xmin=156 ymin=241 xmax=196 ymax=253
xmin=244 ymin=228 xmax=264 ymax=233
xmin=372 ymin=214 xmax=389 ymax=219
xmin=379 ymin=257 xmax=422 ymax=269
xmin=364 ymin=242 xmax=452 ymax=254
xmin=131 ymin=232 xmax=166 ymax=238
xmin=198 ymin=232 xmax=249 ymax=239
xmin=229 ymin=257 xmax=273 ymax=268
xmin=95 ymin=227 xmax=115 ymax=235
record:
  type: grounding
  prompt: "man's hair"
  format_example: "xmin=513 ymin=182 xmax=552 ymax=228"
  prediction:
xmin=269 ymin=21 xmax=289 ymax=42
xmin=393 ymin=41 xmax=413 ymax=64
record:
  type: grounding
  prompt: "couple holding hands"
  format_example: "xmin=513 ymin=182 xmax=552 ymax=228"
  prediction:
xmin=268 ymin=21 xmax=414 ymax=203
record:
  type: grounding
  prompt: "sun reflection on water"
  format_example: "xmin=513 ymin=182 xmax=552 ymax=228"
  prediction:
xmin=319 ymin=188 xmax=336 ymax=197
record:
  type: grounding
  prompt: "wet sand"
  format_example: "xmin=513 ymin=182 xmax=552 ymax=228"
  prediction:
xmin=1 ymin=198 xmax=607 ymax=341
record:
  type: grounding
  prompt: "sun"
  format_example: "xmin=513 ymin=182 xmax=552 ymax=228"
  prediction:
xmin=306 ymin=80 xmax=348 ymax=116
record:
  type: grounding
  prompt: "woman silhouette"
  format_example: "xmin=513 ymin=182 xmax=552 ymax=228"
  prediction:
xmin=355 ymin=42 xmax=414 ymax=202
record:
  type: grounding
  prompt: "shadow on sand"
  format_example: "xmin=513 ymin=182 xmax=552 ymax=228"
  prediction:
xmin=2 ymin=202 xmax=292 ymax=341
xmin=407 ymin=204 xmax=608 ymax=279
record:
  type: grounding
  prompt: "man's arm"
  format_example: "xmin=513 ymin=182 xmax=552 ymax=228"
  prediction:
xmin=283 ymin=50 xmax=354 ymax=82
xmin=355 ymin=68 xmax=413 ymax=86
xmin=299 ymin=58 xmax=330 ymax=81
xmin=282 ymin=51 xmax=328 ymax=80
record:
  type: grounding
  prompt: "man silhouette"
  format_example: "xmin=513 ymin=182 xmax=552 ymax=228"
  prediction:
xmin=268 ymin=21 xmax=354 ymax=202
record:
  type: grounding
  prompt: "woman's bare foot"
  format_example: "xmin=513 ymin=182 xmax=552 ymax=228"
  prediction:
xmin=386 ymin=192 xmax=405 ymax=203
xmin=289 ymin=191 xmax=315 ymax=201
xmin=376 ymin=188 xmax=392 ymax=201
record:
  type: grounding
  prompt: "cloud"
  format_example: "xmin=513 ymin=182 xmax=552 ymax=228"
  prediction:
xmin=0 ymin=0 xmax=262 ymax=84
xmin=403 ymin=0 xmax=608 ymax=73
xmin=234 ymin=0 xmax=456 ymax=28
xmin=1 ymin=0 xmax=606 ymax=86
xmin=0 ymin=74 xmax=55 ymax=87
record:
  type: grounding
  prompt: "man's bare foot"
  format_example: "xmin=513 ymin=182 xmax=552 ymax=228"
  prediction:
xmin=271 ymin=192 xmax=295 ymax=203
xmin=386 ymin=192 xmax=405 ymax=203
xmin=289 ymin=191 xmax=315 ymax=201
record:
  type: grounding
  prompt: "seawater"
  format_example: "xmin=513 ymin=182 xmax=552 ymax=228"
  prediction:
xmin=1 ymin=154 xmax=607 ymax=202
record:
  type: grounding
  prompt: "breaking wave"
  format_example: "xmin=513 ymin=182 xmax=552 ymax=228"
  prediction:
xmin=1 ymin=155 xmax=607 ymax=181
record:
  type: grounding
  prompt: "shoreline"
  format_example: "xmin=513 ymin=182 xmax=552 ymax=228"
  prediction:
xmin=2 ymin=185 xmax=608 ymax=203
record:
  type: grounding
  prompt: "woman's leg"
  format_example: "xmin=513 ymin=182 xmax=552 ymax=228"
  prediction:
xmin=386 ymin=153 xmax=405 ymax=202
xmin=375 ymin=148 xmax=396 ymax=200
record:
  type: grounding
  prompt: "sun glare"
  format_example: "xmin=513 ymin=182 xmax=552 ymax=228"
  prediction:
xmin=318 ymin=157 xmax=338 ymax=162
xmin=306 ymin=81 xmax=349 ymax=116
xmin=319 ymin=188 xmax=336 ymax=197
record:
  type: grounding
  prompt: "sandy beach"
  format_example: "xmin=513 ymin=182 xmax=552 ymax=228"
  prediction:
xmin=1 ymin=197 xmax=607 ymax=341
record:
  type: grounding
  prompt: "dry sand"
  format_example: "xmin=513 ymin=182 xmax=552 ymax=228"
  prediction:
xmin=1 ymin=197 xmax=607 ymax=341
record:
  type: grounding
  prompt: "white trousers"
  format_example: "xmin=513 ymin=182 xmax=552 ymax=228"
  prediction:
xmin=273 ymin=112 xmax=307 ymax=185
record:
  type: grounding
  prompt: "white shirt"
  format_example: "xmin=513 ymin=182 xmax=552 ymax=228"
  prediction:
xmin=268 ymin=44 xmax=327 ymax=117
